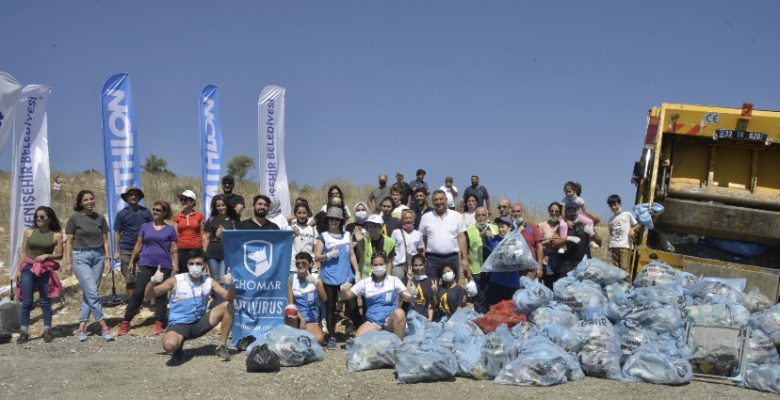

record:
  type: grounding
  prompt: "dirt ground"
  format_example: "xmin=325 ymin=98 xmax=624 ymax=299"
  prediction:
xmin=0 ymin=272 xmax=777 ymax=400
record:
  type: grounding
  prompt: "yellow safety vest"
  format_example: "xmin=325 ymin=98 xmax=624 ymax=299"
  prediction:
xmin=466 ymin=224 xmax=498 ymax=274
xmin=361 ymin=235 xmax=396 ymax=278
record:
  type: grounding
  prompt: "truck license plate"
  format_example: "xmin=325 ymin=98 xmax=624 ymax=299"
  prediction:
xmin=716 ymin=129 xmax=767 ymax=142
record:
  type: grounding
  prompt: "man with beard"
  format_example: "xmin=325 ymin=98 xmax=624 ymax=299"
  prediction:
xmin=368 ymin=174 xmax=391 ymax=214
xmin=113 ymin=186 xmax=153 ymax=299
xmin=236 ymin=195 xmax=280 ymax=230
xmin=412 ymin=188 xmax=432 ymax=229
xmin=463 ymin=175 xmax=490 ymax=211
xmin=221 ymin=175 xmax=245 ymax=216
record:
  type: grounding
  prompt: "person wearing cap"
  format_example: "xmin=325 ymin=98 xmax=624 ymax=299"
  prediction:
xmin=221 ymin=175 xmax=245 ymax=216
xmin=236 ymin=194 xmax=281 ymax=230
xmin=340 ymin=253 xmax=413 ymax=339
xmin=418 ymin=189 xmax=470 ymax=281
xmin=464 ymin=206 xmax=498 ymax=313
xmin=113 ymin=186 xmax=152 ymax=299
xmin=147 ymin=250 xmax=236 ymax=362
xmin=438 ymin=176 xmax=459 ymax=210
xmin=173 ymin=190 xmax=205 ymax=274
xmin=313 ymin=206 xmax=360 ymax=348
xmin=560 ymin=201 xmax=602 ymax=276
xmin=408 ymin=169 xmax=429 ymax=198
xmin=351 ymin=214 xmax=396 ymax=279
xmin=285 ymin=252 xmax=327 ymax=345
xmin=368 ymin=174 xmax=391 ymax=214
xmin=394 ymin=172 xmax=412 ymax=207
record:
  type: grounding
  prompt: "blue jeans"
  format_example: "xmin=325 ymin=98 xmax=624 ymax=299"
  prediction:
xmin=207 ymin=258 xmax=226 ymax=304
xmin=20 ymin=264 xmax=51 ymax=330
xmin=72 ymin=248 xmax=105 ymax=323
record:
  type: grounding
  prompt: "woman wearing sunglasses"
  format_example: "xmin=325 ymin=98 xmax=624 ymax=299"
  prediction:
xmin=118 ymin=201 xmax=179 ymax=336
xmin=172 ymin=190 xmax=204 ymax=274
xmin=64 ymin=190 xmax=113 ymax=342
xmin=14 ymin=206 xmax=63 ymax=343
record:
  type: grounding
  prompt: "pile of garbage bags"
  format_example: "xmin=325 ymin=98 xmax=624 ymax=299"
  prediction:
xmin=246 ymin=325 xmax=324 ymax=368
xmin=340 ymin=257 xmax=780 ymax=395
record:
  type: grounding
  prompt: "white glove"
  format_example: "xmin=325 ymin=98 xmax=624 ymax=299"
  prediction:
xmin=566 ymin=236 xmax=581 ymax=244
xmin=222 ymin=273 xmax=234 ymax=285
xmin=583 ymin=225 xmax=595 ymax=237
xmin=305 ymin=274 xmax=316 ymax=284
xmin=151 ymin=267 xmax=165 ymax=284
xmin=340 ymin=282 xmax=353 ymax=293
xmin=408 ymin=285 xmax=418 ymax=299
xmin=465 ymin=280 xmax=478 ymax=297
xmin=325 ymin=249 xmax=340 ymax=260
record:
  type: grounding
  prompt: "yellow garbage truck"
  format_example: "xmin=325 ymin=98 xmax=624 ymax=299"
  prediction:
xmin=631 ymin=102 xmax=780 ymax=300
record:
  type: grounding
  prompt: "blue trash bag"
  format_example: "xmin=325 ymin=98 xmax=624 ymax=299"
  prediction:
xmin=553 ymin=277 xmax=607 ymax=320
xmin=472 ymin=324 xmax=517 ymax=380
xmin=571 ymin=257 xmax=628 ymax=286
xmin=614 ymin=319 xmax=660 ymax=363
xmin=704 ymin=237 xmax=768 ymax=258
xmin=621 ymin=341 xmax=693 ymax=385
xmin=480 ymin=228 xmax=539 ymax=273
xmin=395 ymin=339 xmax=459 ymax=384
xmin=742 ymin=364 xmax=780 ymax=394
xmin=749 ymin=304 xmax=780 ymax=348
xmin=604 ymin=282 xmax=633 ymax=322
xmin=508 ymin=336 xmax=586 ymax=384
xmin=745 ymin=330 xmax=780 ymax=367
xmin=511 ymin=321 xmax=540 ymax=340
xmin=577 ymin=316 xmax=624 ymax=381
xmin=405 ymin=310 xmax=442 ymax=340
xmin=624 ymin=304 xmax=684 ymax=334
xmin=540 ymin=323 xmax=586 ymax=353
xmin=512 ymin=278 xmax=553 ymax=315
xmin=744 ymin=287 xmax=773 ymax=313
xmin=441 ymin=308 xmax=482 ymax=337
xmin=632 ymin=261 xmax=682 ymax=287
xmin=346 ymin=330 xmax=402 ymax=372
xmin=633 ymin=203 xmax=664 ymax=230
xmin=699 ymin=277 xmax=747 ymax=293
xmin=530 ymin=302 xmax=580 ymax=329
xmin=678 ymin=271 xmax=699 ymax=289
xmin=247 ymin=324 xmax=324 ymax=367
xmin=451 ymin=334 xmax=487 ymax=378
xmin=741 ymin=331 xmax=780 ymax=395
xmin=687 ymin=279 xmax=745 ymax=306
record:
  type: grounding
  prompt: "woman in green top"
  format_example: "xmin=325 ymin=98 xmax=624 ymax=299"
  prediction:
xmin=14 ymin=206 xmax=63 ymax=343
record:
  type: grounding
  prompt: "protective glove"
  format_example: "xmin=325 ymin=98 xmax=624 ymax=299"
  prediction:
xmin=465 ymin=280 xmax=478 ymax=297
xmin=325 ymin=248 xmax=340 ymax=260
xmin=583 ymin=225 xmax=595 ymax=237
xmin=151 ymin=267 xmax=165 ymax=284
xmin=566 ymin=236 xmax=581 ymax=244
xmin=408 ymin=285 xmax=418 ymax=299
xmin=222 ymin=272 xmax=234 ymax=285
xmin=340 ymin=282 xmax=353 ymax=293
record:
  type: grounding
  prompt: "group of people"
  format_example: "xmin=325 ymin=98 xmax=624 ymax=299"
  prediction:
xmin=11 ymin=170 xmax=640 ymax=364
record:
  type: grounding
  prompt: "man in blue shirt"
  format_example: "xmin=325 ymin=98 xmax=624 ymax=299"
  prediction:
xmin=113 ymin=186 xmax=153 ymax=299
xmin=463 ymin=175 xmax=491 ymax=211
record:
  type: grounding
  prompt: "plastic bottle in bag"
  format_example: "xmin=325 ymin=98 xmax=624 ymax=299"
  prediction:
xmin=471 ymin=324 xmax=516 ymax=380
xmin=621 ymin=341 xmax=693 ymax=385
xmin=577 ymin=316 xmax=624 ymax=381
xmin=346 ymin=330 xmax=402 ymax=372
xmin=395 ymin=339 xmax=458 ymax=384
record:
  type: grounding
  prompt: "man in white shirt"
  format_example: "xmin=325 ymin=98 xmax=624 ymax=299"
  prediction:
xmin=418 ymin=189 xmax=469 ymax=281
xmin=438 ymin=176 xmax=459 ymax=210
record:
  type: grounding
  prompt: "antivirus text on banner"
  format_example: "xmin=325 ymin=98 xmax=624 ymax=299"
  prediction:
xmin=10 ymin=85 xmax=51 ymax=280
xmin=101 ymin=74 xmax=142 ymax=259
xmin=257 ymin=86 xmax=291 ymax=216
xmin=0 ymin=71 xmax=22 ymax=153
xmin=200 ymin=85 xmax=223 ymax=215
xmin=224 ymin=230 xmax=292 ymax=346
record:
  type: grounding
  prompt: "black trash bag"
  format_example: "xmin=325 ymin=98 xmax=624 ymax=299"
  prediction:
xmin=0 ymin=330 xmax=11 ymax=344
xmin=246 ymin=343 xmax=281 ymax=373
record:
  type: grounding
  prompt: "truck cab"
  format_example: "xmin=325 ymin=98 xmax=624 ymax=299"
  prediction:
xmin=632 ymin=103 xmax=780 ymax=300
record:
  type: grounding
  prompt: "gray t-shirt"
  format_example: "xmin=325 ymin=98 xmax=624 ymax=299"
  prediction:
xmin=369 ymin=186 xmax=392 ymax=213
xmin=66 ymin=212 xmax=108 ymax=249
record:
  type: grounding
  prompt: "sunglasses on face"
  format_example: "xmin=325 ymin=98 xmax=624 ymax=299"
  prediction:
xmin=179 ymin=197 xmax=191 ymax=202
xmin=35 ymin=215 xmax=48 ymax=221
xmin=498 ymin=205 xmax=509 ymax=209
xmin=152 ymin=208 xmax=164 ymax=213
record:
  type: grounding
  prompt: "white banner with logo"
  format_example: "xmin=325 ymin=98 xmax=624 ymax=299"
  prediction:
xmin=257 ymin=86 xmax=291 ymax=216
xmin=10 ymin=85 xmax=52 ymax=280
xmin=0 ymin=71 xmax=22 ymax=154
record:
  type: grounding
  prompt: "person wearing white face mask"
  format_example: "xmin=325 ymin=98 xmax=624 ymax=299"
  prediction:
xmin=434 ymin=264 xmax=466 ymax=321
xmin=340 ymin=253 xmax=412 ymax=339
xmin=344 ymin=202 xmax=370 ymax=243
xmin=401 ymin=254 xmax=435 ymax=321
xmin=285 ymin=252 xmax=327 ymax=345
xmin=147 ymin=250 xmax=236 ymax=363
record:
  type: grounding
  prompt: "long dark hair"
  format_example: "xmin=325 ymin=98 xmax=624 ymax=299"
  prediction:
xmin=35 ymin=206 xmax=61 ymax=232
xmin=73 ymin=190 xmax=95 ymax=212
xmin=210 ymin=194 xmax=239 ymax=222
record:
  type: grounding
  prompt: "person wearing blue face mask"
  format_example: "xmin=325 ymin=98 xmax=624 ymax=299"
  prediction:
xmin=147 ymin=250 xmax=236 ymax=363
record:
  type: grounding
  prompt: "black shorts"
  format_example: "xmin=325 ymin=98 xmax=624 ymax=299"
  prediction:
xmin=166 ymin=312 xmax=213 ymax=340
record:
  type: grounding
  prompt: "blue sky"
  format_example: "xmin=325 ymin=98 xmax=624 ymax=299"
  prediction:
xmin=2 ymin=1 xmax=779 ymax=214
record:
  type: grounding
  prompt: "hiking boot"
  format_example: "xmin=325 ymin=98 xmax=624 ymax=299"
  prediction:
xmin=153 ymin=321 xmax=164 ymax=335
xmin=77 ymin=329 xmax=88 ymax=342
xmin=214 ymin=344 xmax=231 ymax=361
xmin=42 ymin=330 xmax=54 ymax=343
xmin=17 ymin=333 xmax=29 ymax=345
xmin=102 ymin=328 xmax=114 ymax=342
xmin=117 ymin=321 xmax=131 ymax=336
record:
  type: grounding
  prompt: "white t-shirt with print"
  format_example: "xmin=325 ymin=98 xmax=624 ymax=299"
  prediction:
xmin=390 ymin=228 xmax=423 ymax=266
xmin=608 ymin=211 xmax=638 ymax=249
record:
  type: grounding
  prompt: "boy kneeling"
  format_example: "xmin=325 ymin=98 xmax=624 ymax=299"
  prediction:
xmin=147 ymin=250 xmax=236 ymax=361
